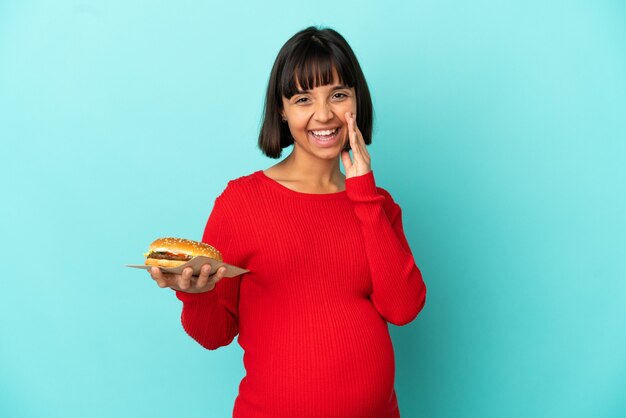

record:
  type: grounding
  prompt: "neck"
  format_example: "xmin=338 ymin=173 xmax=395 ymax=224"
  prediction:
xmin=278 ymin=148 xmax=345 ymax=190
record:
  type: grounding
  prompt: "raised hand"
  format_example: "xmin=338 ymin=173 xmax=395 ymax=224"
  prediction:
xmin=340 ymin=112 xmax=371 ymax=179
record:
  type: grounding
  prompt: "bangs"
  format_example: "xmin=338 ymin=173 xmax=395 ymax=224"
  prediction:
xmin=279 ymin=40 xmax=356 ymax=99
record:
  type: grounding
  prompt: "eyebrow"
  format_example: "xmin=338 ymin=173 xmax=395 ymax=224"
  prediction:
xmin=292 ymin=85 xmax=350 ymax=95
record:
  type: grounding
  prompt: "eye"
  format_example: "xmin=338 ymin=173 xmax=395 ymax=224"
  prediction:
xmin=294 ymin=97 xmax=309 ymax=104
xmin=333 ymin=92 xmax=348 ymax=99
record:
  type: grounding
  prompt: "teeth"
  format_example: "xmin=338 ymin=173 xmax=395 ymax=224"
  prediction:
xmin=311 ymin=128 xmax=338 ymax=136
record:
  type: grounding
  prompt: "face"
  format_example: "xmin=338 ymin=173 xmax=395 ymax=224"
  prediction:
xmin=281 ymin=71 xmax=357 ymax=161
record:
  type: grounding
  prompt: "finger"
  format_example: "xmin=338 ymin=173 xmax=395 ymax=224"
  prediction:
xmin=195 ymin=264 xmax=212 ymax=288
xmin=179 ymin=267 xmax=193 ymax=290
xmin=151 ymin=267 xmax=176 ymax=282
xmin=350 ymin=132 xmax=358 ymax=152
xmin=150 ymin=267 xmax=169 ymax=288
xmin=215 ymin=266 xmax=227 ymax=280
xmin=348 ymin=113 xmax=364 ymax=142
xmin=355 ymin=136 xmax=369 ymax=161
xmin=348 ymin=117 xmax=360 ymax=152
xmin=208 ymin=267 xmax=228 ymax=290
xmin=150 ymin=266 xmax=162 ymax=279
xmin=196 ymin=275 xmax=208 ymax=289
xmin=345 ymin=112 xmax=356 ymax=144
xmin=353 ymin=124 xmax=369 ymax=156
xmin=345 ymin=111 xmax=353 ymax=126
xmin=341 ymin=150 xmax=353 ymax=172
xmin=198 ymin=264 xmax=212 ymax=280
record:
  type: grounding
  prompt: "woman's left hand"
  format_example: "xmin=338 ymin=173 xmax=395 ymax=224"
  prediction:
xmin=341 ymin=112 xmax=371 ymax=179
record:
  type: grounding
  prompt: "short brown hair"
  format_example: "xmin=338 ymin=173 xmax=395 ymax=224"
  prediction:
xmin=258 ymin=26 xmax=374 ymax=158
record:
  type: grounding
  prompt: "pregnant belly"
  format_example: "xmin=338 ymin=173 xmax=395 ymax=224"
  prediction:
xmin=235 ymin=300 xmax=397 ymax=418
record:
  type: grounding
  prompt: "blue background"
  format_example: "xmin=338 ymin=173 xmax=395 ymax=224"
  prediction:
xmin=1 ymin=1 xmax=625 ymax=417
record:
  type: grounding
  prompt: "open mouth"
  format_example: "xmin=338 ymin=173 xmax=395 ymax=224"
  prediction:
xmin=309 ymin=127 xmax=340 ymax=142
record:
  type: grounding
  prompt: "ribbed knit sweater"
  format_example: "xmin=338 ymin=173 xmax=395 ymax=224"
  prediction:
xmin=176 ymin=170 xmax=426 ymax=418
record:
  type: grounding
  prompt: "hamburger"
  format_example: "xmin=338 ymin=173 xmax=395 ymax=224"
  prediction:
xmin=144 ymin=237 xmax=222 ymax=268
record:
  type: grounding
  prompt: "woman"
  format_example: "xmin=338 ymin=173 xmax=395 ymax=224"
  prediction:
xmin=150 ymin=26 xmax=426 ymax=418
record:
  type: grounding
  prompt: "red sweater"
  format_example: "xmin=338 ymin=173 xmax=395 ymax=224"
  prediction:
xmin=176 ymin=170 xmax=426 ymax=418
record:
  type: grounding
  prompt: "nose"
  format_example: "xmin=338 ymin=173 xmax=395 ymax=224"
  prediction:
xmin=312 ymin=101 xmax=333 ymax=123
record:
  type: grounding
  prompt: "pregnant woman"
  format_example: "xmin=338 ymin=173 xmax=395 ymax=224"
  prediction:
xmin=150 ymin=26 xmax=427 ymax=418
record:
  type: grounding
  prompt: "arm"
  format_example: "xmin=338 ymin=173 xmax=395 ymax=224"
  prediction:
xmin=346 ymin=171 xmax=426 ymax=325
xmin=175 ymin=193 xmax=242 ymax=350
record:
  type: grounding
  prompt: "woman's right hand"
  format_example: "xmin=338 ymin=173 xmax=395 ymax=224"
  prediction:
xmin=149 ymin=264 xmax=227 ymax=293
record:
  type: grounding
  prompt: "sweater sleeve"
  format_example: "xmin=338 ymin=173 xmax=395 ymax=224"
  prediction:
xmin=175 ymin=191 xmax=242 ymax=350
xmin=345 ymin=171 xmax=426 ymax=326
